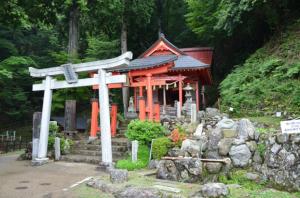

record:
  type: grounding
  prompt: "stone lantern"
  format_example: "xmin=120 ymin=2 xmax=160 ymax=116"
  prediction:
xmin=183 ymin=83 xmax=194 ymax=114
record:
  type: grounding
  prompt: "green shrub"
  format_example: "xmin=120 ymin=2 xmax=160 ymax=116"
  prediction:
xmin=257 ymin=143 xmax=266 ymax=158
xmin=48 ymin=135 xmax=74 ymax=155
xmin=152 ymin=137 xmax=172 ymax=159
xmin=125 ymin=120 xmax=165 ymax=145
xmin=49 ymin=121 xmax=59 ymax=135
xmin=116 ymin=144 xmax=150 ymax=171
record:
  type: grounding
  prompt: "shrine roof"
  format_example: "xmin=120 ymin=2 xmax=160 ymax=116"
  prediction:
xmin=110 ymin=55 xmax=177 ymax=72
xmin=172 ymin=55 xmax=209 ymax=70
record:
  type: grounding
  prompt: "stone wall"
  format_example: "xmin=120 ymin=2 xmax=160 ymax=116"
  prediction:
xmin=156 ymin=108 xmax=300 ymax=191
xmin=254 ymin=133 xmax=300 ymax=191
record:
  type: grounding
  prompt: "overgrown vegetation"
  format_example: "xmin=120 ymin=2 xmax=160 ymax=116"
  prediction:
xmin=220 ymin=20 xmax=300 ymax=117
xmin=125 ymin=120 xmax=165 ymax=145
xmin=152 ymin=137 xmax=172 ymax=160
xmin=116 ymin=144 xmax=150 ymax=171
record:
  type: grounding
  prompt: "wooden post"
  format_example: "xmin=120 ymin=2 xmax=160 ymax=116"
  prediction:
xmin=32 ymin=112 xmax=42 ymax=160
xmin=178 ymin=74 xmax=183 ymax=112
xmin=37 ymin=75 xmax=52 ymax=160
xmin=110 ymin=104 xmax=118 ymax=137
xmin=163 ymin=86 xmax=166 ymax=114
xmin=90 ymin=99 xmax=99 ymax=139
xmin=139 ymin=97 xmax=146 ymax=121
xmin=134 ymin=87 xmax=137 ymax=111
xmin=64 ymin=100 xmax=77 ymax=134
xmin=146 ymin=74 xmax=153 ymax=120
xmin=154 ymin=103 xmax=160 ymax=122
xmin=196 ymin=81 xmax=200 ymax=111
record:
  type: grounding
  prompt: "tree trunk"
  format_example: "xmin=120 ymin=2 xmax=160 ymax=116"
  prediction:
xmin=121 ymin=17 xmax=129 ymax=117
xmin=68 ymin=4 xmax=79 ymax=60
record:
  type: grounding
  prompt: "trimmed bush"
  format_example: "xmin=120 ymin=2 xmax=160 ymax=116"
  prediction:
xmin=125 ymin=120 xmax=165 ymax=145
xmin=152 ymin=137 xmax=172 ymax=159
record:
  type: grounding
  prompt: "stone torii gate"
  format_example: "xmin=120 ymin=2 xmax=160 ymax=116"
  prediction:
xmin=29 ymin=52 xmax=132 ymax=166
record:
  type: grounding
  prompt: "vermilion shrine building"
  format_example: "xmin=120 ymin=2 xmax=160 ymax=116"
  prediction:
xmin=89 ymin=34 xmax=213 ymax=138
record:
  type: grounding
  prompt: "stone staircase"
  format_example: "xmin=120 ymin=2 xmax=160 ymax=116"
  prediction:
xmin=61 ymin=120 xmax=130 ymax=164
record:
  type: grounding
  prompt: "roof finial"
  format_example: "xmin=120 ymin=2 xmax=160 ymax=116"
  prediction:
xmin=160 ymin=32 xmax=165 ymax=38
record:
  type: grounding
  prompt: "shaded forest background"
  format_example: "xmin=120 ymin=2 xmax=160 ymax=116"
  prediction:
xmin=1 ymin=0 xmax=300 ymax=127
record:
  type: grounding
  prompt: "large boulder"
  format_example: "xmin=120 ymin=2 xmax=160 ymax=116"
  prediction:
xmin=181 ymin=139 xmax=201 ymax=152
xmin=208 ymin=128 xmax=223 ymax=151
xmin=237 ymin=119 xmax=256 ymax=140
xmin=205 ymin=162 xmax=223 ymax=174
xmin=218 ymin=138 xmax=234 ymax=156
xmin=201 ymin=183 xmax=229 ymax=198
xmin=206 ymin=108 xmax=221 ymax=117
xmin=229 ymin=144 xmax=251 ymax=167
xmin=157 ymin=159 xmax=202 ymax=183
xmin=110 ymin=169 xmax=128 ymax=183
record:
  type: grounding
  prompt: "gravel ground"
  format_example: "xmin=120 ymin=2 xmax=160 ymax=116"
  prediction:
xmin=0 ymin=153 xmax=103 ymax=198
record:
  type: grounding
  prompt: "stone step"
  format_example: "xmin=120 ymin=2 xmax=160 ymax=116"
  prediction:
xmin=73 ymin=144 xmax=128 ymax=152
xmin=71 ymin=149 xmax=126 ymax=157
xmin=74 ymin=138 xmax=129 ymax=146
xmin=61 ymin=154 xmax=123 ymax=164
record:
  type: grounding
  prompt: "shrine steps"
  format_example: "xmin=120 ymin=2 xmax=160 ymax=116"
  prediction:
xmin=61 ymin=137 xmax=129 ymax=164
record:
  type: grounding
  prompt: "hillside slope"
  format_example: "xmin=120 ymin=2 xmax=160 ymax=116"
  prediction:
xmin=220 ymin=20 xmax=300 ymax=116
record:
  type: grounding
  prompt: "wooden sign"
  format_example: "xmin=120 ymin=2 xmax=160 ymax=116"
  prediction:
xmin=280 ymin=120 xmax=300 ymax=134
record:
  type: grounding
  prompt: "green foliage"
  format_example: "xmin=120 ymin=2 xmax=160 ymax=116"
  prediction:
xmin=257 ymin=143 xmax=266 ymax=158
xmin=125 ymin=120 xmax=166 ymax=145
xmin=116 ymin=144 xmax=150 ymax=171
xmin=48 ymin=134 xmax=74 ymax=155
xmin=49 ymin=122 xmax=59 ymax=134
xmin=84 ymin=34 xmax=119 ymax=61
xmin=220 ymin=21 xmax=300 ymax=117
xmin=152 ymin=137 xmax=172 ymax=159
xmin=219 ymin=170 xmax=267 ymax=191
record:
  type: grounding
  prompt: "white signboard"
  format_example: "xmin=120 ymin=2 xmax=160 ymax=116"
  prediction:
xmin=280 ymin=120 xmax=300 ymax=134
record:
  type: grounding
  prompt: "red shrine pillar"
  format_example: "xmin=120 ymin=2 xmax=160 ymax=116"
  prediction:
xmin=146 ymin=74 xmax=153 ymax=120
xmin=196 ymin=81 xmax=200 ymax=111
xmin=154 ymin=102 xmax=160 ymax=122
xmin=178 ymin=74 xmax=183 ymax=110
xmin=110 ymin=104 xmax=117 ymax=137
xmin=134 ymin=87 xmax=137 ymax=111
xmin=139 ymin=97 xmax=146 ymax=120
xmin=90 ymin=98 xmax=99 ymax=138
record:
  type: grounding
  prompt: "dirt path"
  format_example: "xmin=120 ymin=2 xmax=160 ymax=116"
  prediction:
xmin=0 ymin=153 xmax=103 ymax=198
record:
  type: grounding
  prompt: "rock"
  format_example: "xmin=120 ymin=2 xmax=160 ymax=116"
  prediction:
xmin=157 ymin=159 xmax=202 ymax=183
xmin=168 ymin=147 xmax=184 ymax=157
xmin=114 ymin=187 xmax=160 ymax=198
xmin=237 ymin=119 xmax=256 ymax=140
xmin=181 ymin=139 xmax=201 ymax=152
xmin=87 ymin=178 xmax=119 ymax=193
xmin=109 ymin=169 xmax=128 ymax=183
xmin=201 ymin=183 xmax=229 ymax=198
xmin=205 ymin=162 xmax=223 ymax=174
xmin=253 ymin=151 xmax=262 ymax=164
xmin=206 ymin=108 xmax=221 ymax=118
xmin=246 ymin=141 xmax=257 ymax=152
xmin=222 ymin=128 xmax=237 ymax=138
xmin=157 ymin=160 xmax=179 ymax=181
xmin=286 ymin=153 xmax=296 ymax=166
xmin=229 ymin=144 xmax=251 ymax=167
xmin=232 ymin=138 xmax=245 ymax=145
xmin=270 ymin=143 xmax=281 ymax=154
xmin=218 ymin=138 xmax=234 ymax=156
xmin=148 ymin=160 xmax=160 ymax=169
xmin=208 ymin=128 xmax=223 ymax=151
xmin=245 ymin=172 xmax=260 ymax=181
xmin=216 ymin=118 xmax=235 ymax=129
xmin=290 ymin=134 xmax=300 ymax=143
xmin=276 ymin=134 xmax=289 ymax=144
xmin=194 ymin=123 xmax=203 ymax=137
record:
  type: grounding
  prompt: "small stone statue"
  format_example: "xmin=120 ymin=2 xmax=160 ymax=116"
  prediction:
xmin=128 ymin=96 xmax=135 ymax=113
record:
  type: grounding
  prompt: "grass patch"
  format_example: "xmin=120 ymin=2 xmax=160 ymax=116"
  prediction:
xmin=219 ymin=170 xmax=266 ymax=191
xmin=248 ymin=116 xmax=281 ymax=128
xmin=116 ymin=144 xmax=150 ymax=171
xmin=229 ymin=187 xmax=300 ymax=198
